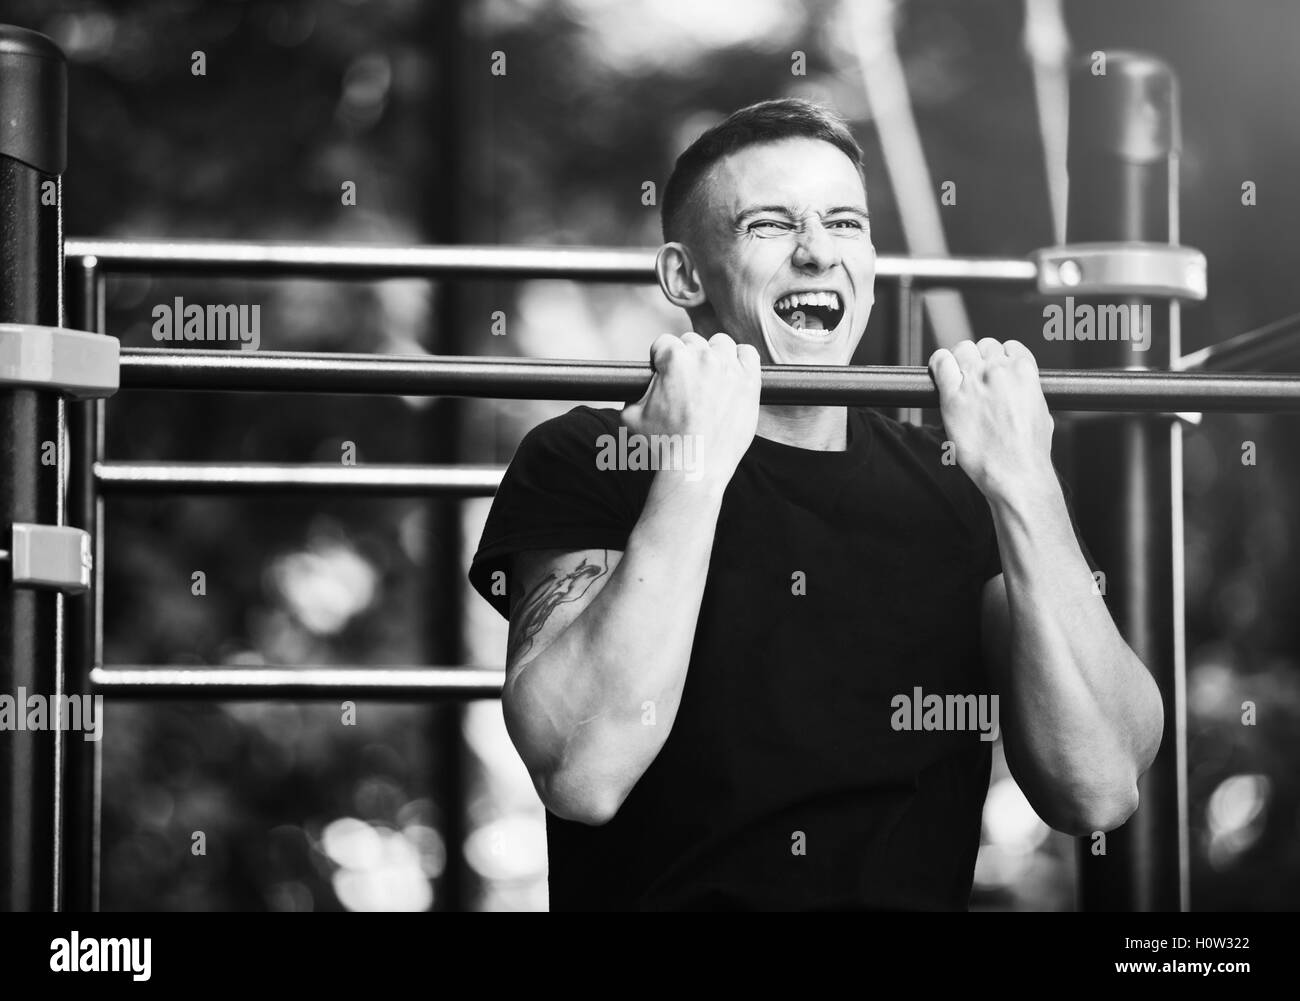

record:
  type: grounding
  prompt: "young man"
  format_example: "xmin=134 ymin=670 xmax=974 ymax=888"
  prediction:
xmin=469 ymin=98 xmax=1164 ymax=911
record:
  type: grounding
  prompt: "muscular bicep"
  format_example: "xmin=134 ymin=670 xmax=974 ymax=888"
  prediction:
xmin=506 ymin=548 xmax=624 ymax=672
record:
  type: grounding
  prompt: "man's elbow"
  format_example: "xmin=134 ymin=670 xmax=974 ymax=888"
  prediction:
xmin=503 ymin=691 xmax=628 ymax=825
xmin=1047 ymin=778 xmax=1141 ymax=837
xmin=535 ymin=765 xmax=626 ymax=826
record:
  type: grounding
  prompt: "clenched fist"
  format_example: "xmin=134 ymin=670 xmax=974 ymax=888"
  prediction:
xmin=928 ymin=338 xmax=1056 ymax=502
xmin=622 ymin=332 xmax=761 ymax=489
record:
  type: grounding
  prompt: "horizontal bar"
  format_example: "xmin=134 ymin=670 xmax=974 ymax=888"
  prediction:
xmin=90 ymin=666 xmax=505 ymax=700
xmin=117 ymin=348 xmax=1300 ymax=412
xmin=65 ymin=239 xmax=1036 ymax=287
xmin=95 ymin=461 xmax=504 ymax=496
xmin=67 ymin=240 xmax=657 ymax=282
xmin=1178 ymin=310 xmax=1300 ymax=373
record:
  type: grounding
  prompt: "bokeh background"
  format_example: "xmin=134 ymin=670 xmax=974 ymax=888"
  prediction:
xmin=0 ymin=0 xmax=1296 ymax=910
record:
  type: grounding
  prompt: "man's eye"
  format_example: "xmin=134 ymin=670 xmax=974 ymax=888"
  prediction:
xmin=829 ymin=219 xmax=865 ymax=231
xmin=749 ymin=220 xmax=790 ymax=234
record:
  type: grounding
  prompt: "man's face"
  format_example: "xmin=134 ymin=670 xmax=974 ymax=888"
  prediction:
xmin=692 ymin=137 xmax=876 ymax=366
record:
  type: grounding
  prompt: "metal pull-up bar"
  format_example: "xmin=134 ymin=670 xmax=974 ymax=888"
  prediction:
xmin=114 ymin=347 xmax=1300 ymax=411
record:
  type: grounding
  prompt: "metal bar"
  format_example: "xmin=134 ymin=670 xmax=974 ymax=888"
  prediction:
xmin=1178 ymin=310 xmax=1300 ymax=373
xmin=886 ymin=278 xmax=905 ymax=423
xmin=0 ymin=24 xmax=66 ymax=914
xmin=64 ymin=238 xmax=1038 ymax=288
xmin=1068 ymin=51 xmax=1186 ymax=913
xmin=90 ymin=666 xmax=505 ymax=701
xmin=89 ymin=344 xmax=106 ymax=914
xmin=95 ymin=461 xmax=505 ymax=496
xmin=429 ymin=0 xmax=468 ymax=913
xmin=63 ymin=255 xmax=103 ymax=912
xmin=897 ymin=277 xmax=924 ymax=426
xmin=115 ymin=348 xmax=1300 ymax=412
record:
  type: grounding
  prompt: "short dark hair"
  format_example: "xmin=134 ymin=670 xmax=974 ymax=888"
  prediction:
xmin=661 ymin=97 xmax=866 ymax=245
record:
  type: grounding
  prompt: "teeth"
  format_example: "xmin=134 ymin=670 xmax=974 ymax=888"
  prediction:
xmin=775 ymin=291 xmax=841 ymax=312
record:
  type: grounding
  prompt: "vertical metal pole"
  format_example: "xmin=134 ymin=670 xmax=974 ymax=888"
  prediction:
xmin=64 ymin=256 xmax=105 ymax=912
xmin=894 ymin=275 xmax=924 ymax=426
xmin=427 ymin=0 xmax=468 ymax=912
xmin=1068 ymin=51 xmax=1187 ymax=912
xmin=0 ymin=24 xmax=68 ymax=912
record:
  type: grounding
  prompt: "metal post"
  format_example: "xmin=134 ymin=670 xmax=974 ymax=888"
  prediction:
xmin=64 ymin=256 xmax=105 ymax=911
xmin=1067 ymin=51 xmax=1187 ymax=912
xmin=892 ymin=276 xmax=924 ymax=426
xmin=0 ymin=24 xmax=68 ymax=912
xmin=427 ymin=0 xmax=468 ymax=913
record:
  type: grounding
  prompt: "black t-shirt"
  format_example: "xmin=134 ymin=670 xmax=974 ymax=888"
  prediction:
xmin=470 ymin=405 xmax=1088 ymax=911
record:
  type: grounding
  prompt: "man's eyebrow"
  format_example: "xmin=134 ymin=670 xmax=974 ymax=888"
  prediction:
xmin=734 ymin=204 xmax=797 ymax=225
xmin=734 ymin=204 xmax=871 ymax=224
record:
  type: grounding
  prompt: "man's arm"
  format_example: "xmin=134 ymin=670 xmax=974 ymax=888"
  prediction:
xmin=930 ymin=337 xmax=1164 ymax=836
xmin=502 ymin=470 xmax=726 ymax=825
xmin=979 ymin=516 xmax=1163 ymax=836
xmin=499 ymin=331 xmax=760 ymax=826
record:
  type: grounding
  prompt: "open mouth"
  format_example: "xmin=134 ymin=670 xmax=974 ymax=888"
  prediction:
xmin=772 ymin=290 xmax=845 ymax=335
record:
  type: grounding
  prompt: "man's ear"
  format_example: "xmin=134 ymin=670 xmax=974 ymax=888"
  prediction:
xmin=655 ymin=242 xmax=708 ymax=310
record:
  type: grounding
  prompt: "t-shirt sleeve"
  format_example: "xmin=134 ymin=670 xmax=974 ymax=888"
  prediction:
xmin=975 ymin=464 xmax=1101 ymax=583
xmin=469 ymin=407 xmax=643 ymax=619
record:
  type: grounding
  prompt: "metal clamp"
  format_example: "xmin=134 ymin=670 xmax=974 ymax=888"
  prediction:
xmin=1033 ymin=243 xmax=1207 ymax=301
xmin=1 ymin=524 xmax=92 ymax=593
xmin=0 ymin=323 xmax=119 ymax=398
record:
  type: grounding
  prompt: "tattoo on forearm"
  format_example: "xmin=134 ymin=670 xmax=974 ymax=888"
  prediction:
xmin=508 ymin=551 xmax=610 ymax=664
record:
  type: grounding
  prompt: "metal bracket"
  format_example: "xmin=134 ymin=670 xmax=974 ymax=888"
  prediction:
xmin=1033 ymin=243 xmax=1208 ymax=301
xmin=1 ymin=524 xmax=92 ymax=593
xmin=0 ymin=323 xmax=119 ymax=398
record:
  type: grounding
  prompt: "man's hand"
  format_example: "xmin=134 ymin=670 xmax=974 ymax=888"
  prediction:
xmin=622 ymin=331 xmax=762 ymax=489
xmin=927 ymin=338 xmax=1055 ymax=501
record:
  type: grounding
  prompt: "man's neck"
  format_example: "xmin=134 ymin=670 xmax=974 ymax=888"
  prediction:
xmin=756 ymin=405 xmax=849 ymax=451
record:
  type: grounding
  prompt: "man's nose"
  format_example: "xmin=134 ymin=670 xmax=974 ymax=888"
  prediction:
xmin=791 ymin=219 xmax=838 ymax=271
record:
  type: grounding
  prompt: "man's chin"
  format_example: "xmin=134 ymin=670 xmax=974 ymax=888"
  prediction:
xmin=761 ymin=322 xmax=852 ymax=366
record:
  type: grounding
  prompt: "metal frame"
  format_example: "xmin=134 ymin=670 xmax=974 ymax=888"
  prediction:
xmin=48 ymin=240 xmax=1300 ymax=921
xmin=43 ymin=247 xmax=1058 ymax=917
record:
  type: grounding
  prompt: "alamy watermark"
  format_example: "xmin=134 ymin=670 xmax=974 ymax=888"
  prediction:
xmin=890 ymin=686 xmax=1000 ymax=742
xmin=152 ymin=297 xmax=260 ymax=350
xmin=1043 ymin=297 xmax=1151 ymax=352
xmin=0 ymin=689 xmax=103 ymax=742
xmin=596 ymin=426 xmax=704 ymax=480
xmin=50 ymin=933 xmax=150 ymax=981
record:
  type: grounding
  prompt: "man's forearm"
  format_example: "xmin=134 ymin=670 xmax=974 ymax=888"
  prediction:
xmin=988 ymin=475 xmax=1165 ymax=833
xmin=506 ymin=472 xmax=727 ymax=821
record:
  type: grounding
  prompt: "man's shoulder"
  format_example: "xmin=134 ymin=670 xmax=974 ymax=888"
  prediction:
xmin=514 ymin=405 xmax=624 ymax=461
